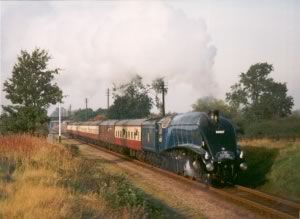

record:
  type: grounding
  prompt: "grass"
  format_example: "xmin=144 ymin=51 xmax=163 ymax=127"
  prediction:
xmin=0 ymin=135 xmax=173 ymax=218
xmin=238 ymin=138 xmax=300 ymax=202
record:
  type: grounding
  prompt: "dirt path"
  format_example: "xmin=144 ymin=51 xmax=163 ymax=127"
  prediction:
xmin=63 ymin=138 xmax=267 ymax=219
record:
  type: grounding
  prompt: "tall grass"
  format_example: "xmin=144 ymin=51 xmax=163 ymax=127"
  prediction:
xmin=0 ymin=135 xmax=167 ymax=218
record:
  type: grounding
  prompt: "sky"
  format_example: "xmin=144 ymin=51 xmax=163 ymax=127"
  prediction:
xmin=1 ymin=0 xmax=299 ymax=114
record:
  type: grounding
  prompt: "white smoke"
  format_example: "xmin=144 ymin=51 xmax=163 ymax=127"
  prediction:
xmin=1 ymin=1 xmax=217 ymax=112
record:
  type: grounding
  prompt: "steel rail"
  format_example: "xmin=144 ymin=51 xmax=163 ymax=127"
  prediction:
xmin=236 ymin=185 xmax=300 ymax=210
xmin=65 ymin=136 xmax=300 ymax=219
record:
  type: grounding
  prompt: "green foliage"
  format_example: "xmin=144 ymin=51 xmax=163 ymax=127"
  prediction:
xmin=3 ymin=49 xmax=62 ymax=109
xmin=0 ymin=105 xmax=48 ymax=134
xmin=226 ymin=63 xmax=294 ymax=121
xmin=240 ymin=116 xmax=300 ymax=138
xmin=69 ymin=108 xmax=107 ymax=121
xmin=260 ymin=143 xmax=300 ymax=201
xmin=239 ymin=140 xmax=300 ymax=201
xmin=238 ymin=146 xmax=279 ymax=187
xmin=1 ymin=48 xmax=63 ymax=133
xmin=107 ymin=75 xmax=153 ymax=119
xmin=192 ymin=96 xmax=237 ymax=118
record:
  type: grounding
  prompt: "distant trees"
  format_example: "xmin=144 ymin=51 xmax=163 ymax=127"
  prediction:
xmin=70 ymin=108 xmax=107 ymax=121
xmin=107 ymin=75 xmax=153 ymax=119
xmin=192 ymin=96 xmax=236 ymax=118
xmin=226 ymin=63 xmax=294 ymax=120
xmin=50 ymin=107 xmax=69 ymax=118
xmin=1 ymin=48 xmax=63 ymax=134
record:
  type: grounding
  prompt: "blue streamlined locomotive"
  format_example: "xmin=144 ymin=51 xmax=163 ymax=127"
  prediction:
xmin=67 ymin=110 xmax=247 ymax=185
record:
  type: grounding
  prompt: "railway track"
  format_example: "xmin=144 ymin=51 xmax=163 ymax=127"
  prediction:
xmin=220 ymin=185 xmax=300 ymax=219
xmin=66 ymin=136 xmax=300 ymax=219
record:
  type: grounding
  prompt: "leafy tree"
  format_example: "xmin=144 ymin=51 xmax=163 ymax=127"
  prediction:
xmin=107 ymin=75 xmax=152 ymax=119
xmin=1 ymin=48 xmax=63 ymax=133
xmin=152 ymin=77 xmax=168 ymax=116
xmin=192 ymin=96 xmax=236 ymax=118
xmin=226 ymin=63 xmax=294 ymax=120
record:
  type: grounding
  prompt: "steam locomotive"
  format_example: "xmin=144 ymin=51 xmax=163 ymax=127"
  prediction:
xmin=67 ymin=110 xmax=247 ymax=185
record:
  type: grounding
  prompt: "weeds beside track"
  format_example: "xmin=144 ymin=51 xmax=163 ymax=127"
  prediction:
xmin=0 ymin=134 xmax=174 ymax=219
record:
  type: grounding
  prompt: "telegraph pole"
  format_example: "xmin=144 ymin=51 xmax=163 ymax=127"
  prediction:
xmin=58 ymin=102 xmax=61 ymax=143
xmin=162 ymin=81 xmax=167 ymax=117
xmin=85 ymin=98 xmax=88 ymax=121
xmin=106 ymin=88 xmax=110 ymax=109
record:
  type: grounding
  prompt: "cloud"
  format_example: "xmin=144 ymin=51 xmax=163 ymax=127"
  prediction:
xmin=1 ymin=1 xmax=217 ymax=113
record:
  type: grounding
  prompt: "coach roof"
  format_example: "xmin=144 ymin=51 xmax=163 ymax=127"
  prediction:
xmin=100 ymin=120 xmax=118 ymax=126
xmin=116 ymin=119 xmax=147 ymax=126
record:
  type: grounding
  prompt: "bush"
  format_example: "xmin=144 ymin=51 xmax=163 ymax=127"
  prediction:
xmin=239 ymin=116 xmax=300 ymax=139
xmin=238 ymin=146 xmax=279 ymax=187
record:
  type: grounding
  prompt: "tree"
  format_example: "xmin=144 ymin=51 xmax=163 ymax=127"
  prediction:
xmin=226 ymin=63 xmax=294 ymax=120
xmin=152 ymin=77 xmax=168 ymax=116
xmin=1 ymin=48 xmax=63 ymax=133
xmin=192 ymin=96 xmax=236 ymax=118
xmin=107 ymin=75 xmax=152 ymax=119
